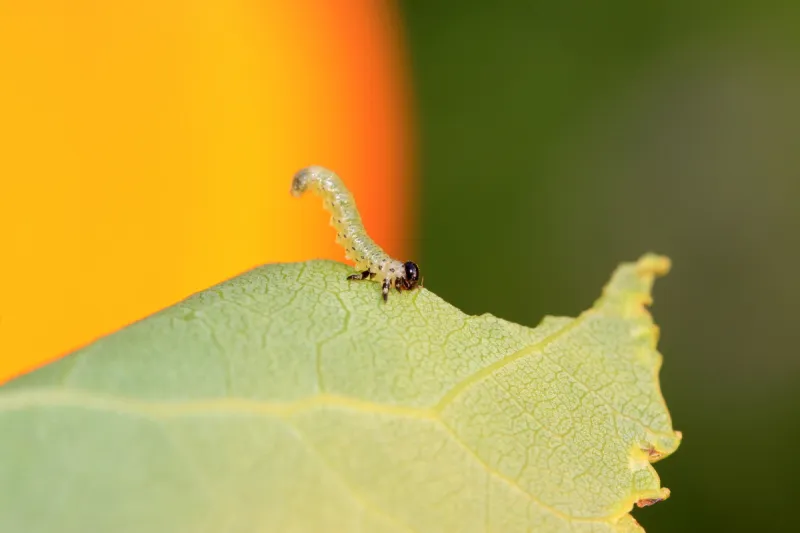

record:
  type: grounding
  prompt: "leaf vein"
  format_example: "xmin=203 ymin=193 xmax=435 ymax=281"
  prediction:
xmin=436 ymin=419 xmax=611 ymax=524
xmin=433 ymin=317 xmax=581 ymax=413
xmin=285 ymin=420 xmax=419 ymax=533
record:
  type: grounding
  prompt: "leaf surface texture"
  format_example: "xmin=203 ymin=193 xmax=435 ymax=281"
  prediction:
xmin=0 ymin=255 xmax=680 ymax=533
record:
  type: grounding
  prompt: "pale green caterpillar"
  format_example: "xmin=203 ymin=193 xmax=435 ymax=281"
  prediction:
xmin=291 ymin=165 xmax=421 ymax=302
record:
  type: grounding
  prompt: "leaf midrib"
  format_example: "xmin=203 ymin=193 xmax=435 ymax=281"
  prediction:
xmin=0 ymin=386 xmax=629 ymax=525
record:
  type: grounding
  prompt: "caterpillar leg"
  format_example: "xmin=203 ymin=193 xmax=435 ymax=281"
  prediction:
xmin=347 ymin=270 xmax=372 ymax=281
xmin=382 ymin=278 xmax=391 ymax=302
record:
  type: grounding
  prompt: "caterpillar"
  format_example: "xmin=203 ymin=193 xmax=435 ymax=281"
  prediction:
xmin=291 ymin=165 xmax=422 ymax=302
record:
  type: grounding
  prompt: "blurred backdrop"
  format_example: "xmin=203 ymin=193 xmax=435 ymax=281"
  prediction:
xmin=0 ymin=1 xmax=411 ymax=378
xmin=402 ymin=1 xmax=800 ymax=532
xmin=2 ymin=1 xmax=799 ymax=532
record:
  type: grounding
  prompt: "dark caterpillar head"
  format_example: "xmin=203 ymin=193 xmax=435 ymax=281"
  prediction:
xmin=401 ymin=261 xmax=421 ymax=290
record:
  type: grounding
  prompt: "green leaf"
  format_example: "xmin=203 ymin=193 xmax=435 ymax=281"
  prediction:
xmin=0 ymin=254 xmax=680 ymax=533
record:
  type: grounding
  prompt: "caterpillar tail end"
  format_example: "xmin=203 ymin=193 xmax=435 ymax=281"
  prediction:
xmin=291 ymin=165 xmax=327 ymax=198
xmin=290 ymin=169 xmax=308 ymax=198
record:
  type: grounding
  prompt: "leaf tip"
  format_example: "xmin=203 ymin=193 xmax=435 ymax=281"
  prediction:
xmin=635 ymin=487 xmax=671 ymax=508
xmin=634 ymin=253 xmax=672 ymax=278
xmin=638 ymin=429 xmax=683 ymax=464
xmin=596 ymin=253 xmax=672 ymax=317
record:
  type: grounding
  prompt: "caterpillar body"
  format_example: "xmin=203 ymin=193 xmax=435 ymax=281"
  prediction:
xmin=291 ymin=165 xmax=421 ymax=302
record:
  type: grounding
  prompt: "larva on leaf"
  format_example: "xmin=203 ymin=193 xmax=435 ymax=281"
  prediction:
xmin=291 ymin=166 xmax=422 ymax=302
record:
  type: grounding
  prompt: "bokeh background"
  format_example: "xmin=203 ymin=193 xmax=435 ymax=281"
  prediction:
xmin=0 ymin=0 xmax=412 ymax=379
xmin=2 ymin=1 xmax=798 ymax=532
xmin=402 ymin=2 xmax=800 ymax=531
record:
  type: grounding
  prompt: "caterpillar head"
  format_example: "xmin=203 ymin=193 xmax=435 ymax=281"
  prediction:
xmin=401 ymin=261 xmax=421 ymax=290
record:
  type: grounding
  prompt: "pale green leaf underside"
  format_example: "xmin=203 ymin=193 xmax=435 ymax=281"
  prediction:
xmin=0 ymin=254 xmax=680 ymax=533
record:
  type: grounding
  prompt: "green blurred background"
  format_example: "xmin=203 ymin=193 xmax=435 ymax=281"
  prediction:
xmin=400 ymin=1 xmax=800 ymax=531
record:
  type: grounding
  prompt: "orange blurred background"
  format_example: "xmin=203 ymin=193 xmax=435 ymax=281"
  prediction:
xmin=0 ymin=0 xmax=411 ymax=383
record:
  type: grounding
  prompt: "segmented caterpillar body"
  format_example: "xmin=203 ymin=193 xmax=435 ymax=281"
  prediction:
xmin=291 ymin=166 xmax=421 ymax=301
